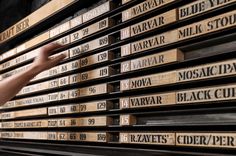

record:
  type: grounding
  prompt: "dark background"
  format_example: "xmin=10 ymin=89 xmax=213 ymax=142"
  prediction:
xmin=0 ymin=0 xmax=50 ymax=33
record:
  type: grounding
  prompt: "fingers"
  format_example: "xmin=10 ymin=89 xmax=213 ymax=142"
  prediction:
xmin=48 ymin=54 xmax=66 ymax=68
xmin=40 ymin=43 xmax=64 ymax=56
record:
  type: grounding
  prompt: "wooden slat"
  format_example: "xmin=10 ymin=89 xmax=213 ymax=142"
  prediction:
xmin=1 ymin=132 xmax=15 ymax=139
xmin=79 ymin=116 xmax=112 ymax=127
xmin=69 ymin=89 xmax=80 ymax=99
xmin=179 ymin=0 xmax=236 ymax=20
xmin=59 ymin=60 xmax=80 ymax=73
xmin=48 ymin=104 xmax=79 ymax=116
xmin=177 ymin=10 xmax=236 ymax=41
xmin=121 ymin=49 xmax=184 ymax=73
xmin=121 ymin=30 xmax=177 ymax=56
xmin=2 ymin=49 xmax=16 ymax=60
xmin=177 ymin=59 xmax=236 ymax=83
xmin=1 ymin=122 xmax=14 ymax=129
xmin=14 ymin=132 xmax=48 ymax=140
xmin=69 ymin=45 xmax=82 ymax=58
xmin=0 ymin=131 xmax=111 ymax=142
xmin=1 ymin=112 xmax=15 ymax=119
xmin=121 ymin=9 xmax=178 ymax=40
xmin=80 ymin=35 xmax=114 ymax=53
xmin=120 ymin=132 xmax=175 ymax=145
xmin=14 ymin=120 xmax=48 ymax=129
xmin=14 ymin=108 xmax=48 ymax=118
xmin=70 ymin=15 xmax=82 ymax=28
xmin=176 ymin=133 xmax=236 ymax=148
xmin=120 ymin=71 xmax=177 ymax=91
xmin=54 ymin=35 xmax=70 ymax=45
xmin=82 ymin=1 xmax=113 ymax=23
xmin=48 ymin=79 xmax=59 ymax=89
xmin=79 ymin=100 xmax=112 ymax=113
xmin=59 ymin=76 xmax=70 ymax=87
xmin=120 ymin=92 xmax=176 ymax=109
xmin=57 ymin=132 xmax=69 ymax=140
xmin=0 ymin=48 xmax=39 ymax=71
xmin=80 ymin=83 xmax=113 ymax=97
xmin=15 ymin=94 xmax=48 ymax=107
xmin=1 ymin=101 xmax=15 ymax=109
xmin=69 ymin=73 xmax=81 ymax=84
xmin=77 ymin=132 xmax=110 ymax=142
xmin=81 ymin=18 xmax=114 ymax=38
xmin=122 ymin=0 xmax=175 ymax=22
xmin=120 ymin=115 xmax=136 ymax=126
xmin=48 ymin=132 xmax=58 ymax=140
xmin=59 ymin=90 xmax=70 ymax=100
xmin=80 ymin=66 xmax=114 ymax=81
xmin=16 ymin=44 xmax=26 ymax=54
xmin=80 ymin=51 xmax=114 ymax=67
xmin=57 ymin=104 xmax=79 ymax=115
xmin=2 ymin=108 xmax=47 ymax=119
xmin=177 ymin=84 xmax=236 ymax=104
xmin=48 ymin=92 xmax=59 ymax=102
xmin=71 ymin=18 xmax=114 ymax=42
xmin=49 ymin=66 xmax=59 ymax=77
xmin=17 ymin=81 xmax=50 ymax=95
xmin=50 ymin=21 xmax=70 ymax=38
xmin=25 ymin=31 xmax=50 ymax=51
xmin=58 ymin=118 xmax=80 ymax=127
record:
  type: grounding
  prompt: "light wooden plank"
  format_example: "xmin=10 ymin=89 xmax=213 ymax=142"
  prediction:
xmin=121 ymin=30 xmax=177 ymax=56
xmin=79 ymin=100 xmax=112 ymax=113
xmin=177 ymin=59 xmax=236 ymax=82
xmin=120 ymin=115 xmax=136 ymax=126
xmin=122 ymin=0 xmax=175 ymax=21
xmin=82 ymin=1 xmax=113 ymax=23
xmin=14 ymin=108 xmax=48 ymax=118
xmin=70 ymin=15 xmax=82 ymax=28
xmin=50 ymin=21 xmax=70 ymax=38
xmin=80 ymin=51 xmax=113 ymax=67
xmin=121 ymin=49 xmax=184 ymax=73
xmin=120 ymin=132 xmax=175 ymax=145
xmin=179 ymin=0 xmax=236 ymax=20
xmin=177 ymin=84 xmax=236 ymax=104
xmin=25 ymin=31 xmax=50 ymax=50
xmin=120 ymin=92 xmax=176 ymax=109
xmin=78 ymin=132 xmax=110 ymax=142
xmin=178 ymin=10 xmax=236 ymax=41
xmin=14 ymin=120 xmax=48 ymax=128
xmin=80 ymin=83 xmax=113 ymax=97
xmin=176 ymin=133 xmax=236 ymax=148
xmin=80 ymin=66 xmax=114 ymax=81
xmin=120 ymin=71 xmax=177 ymax=91
xmin=79 ymin=116 xmax=112 ymax=126
xmin=121 ymin=9 xmax=178 ymax=40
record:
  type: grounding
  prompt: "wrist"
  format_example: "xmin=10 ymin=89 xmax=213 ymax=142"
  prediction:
xmin=28 ymin=64 xmax=42 ymax=77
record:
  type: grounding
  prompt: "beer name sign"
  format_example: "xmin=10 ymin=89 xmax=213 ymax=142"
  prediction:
xmin=176 ymin=133 xmax=236 ymax=148
xmin=120 ymin=132 xmax=175 ymax=145
xmin=122 ymin=0 xmax=175 ymax=21
xmin=179 ymin=0 xmax=236 ymax=20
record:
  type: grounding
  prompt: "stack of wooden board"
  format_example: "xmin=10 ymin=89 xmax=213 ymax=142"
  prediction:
xmin=1 ymin=0 xmax=236 ymax=155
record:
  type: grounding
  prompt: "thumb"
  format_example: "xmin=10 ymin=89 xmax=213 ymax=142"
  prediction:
xmin=48 ymin=54 xmax=66 ymax=69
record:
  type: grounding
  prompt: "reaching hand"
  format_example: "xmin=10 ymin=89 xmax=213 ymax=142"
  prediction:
xmin=31 ymin=43 xmax=66 ymax=74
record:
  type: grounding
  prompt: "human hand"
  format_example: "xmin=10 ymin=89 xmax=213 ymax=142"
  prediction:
xmin=31 ymin=43 xmax=66 ymax=75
